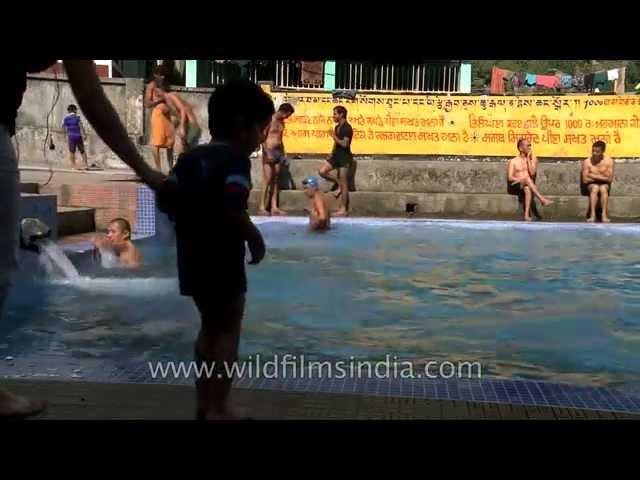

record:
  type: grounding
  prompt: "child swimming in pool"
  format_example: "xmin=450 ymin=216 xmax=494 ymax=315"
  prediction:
xmin=92 ymin=218 xmax=142 ymax=269
xmin=156 ymin=80 xmax=273 ymax=420
xmin=302 ymin=176 xmax=331 ymax=231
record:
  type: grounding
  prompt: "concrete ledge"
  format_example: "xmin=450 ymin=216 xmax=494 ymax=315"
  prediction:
xmin=20 ymin=182 xmax=39 ymax=194
xmin=57 ymin=207 xmax=96 ymax=237
xmin=250 ymin=190 xmax=640 ymax=219
xmin=251 ymin=159 xmax=640 ymax=196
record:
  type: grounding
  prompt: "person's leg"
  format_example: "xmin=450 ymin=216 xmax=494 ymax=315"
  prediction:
xmin=68 ymin=138 xmax=77 ymax=169
xmin=152 ymin=146 xmax=161 ymax=170
xmin=318 ymin=161 xmax=339 ymax=193
xmin=587 ymin=183 xmax=599 ymax=222
xmin=334 ymin=166 xmax=349 ymax=216
xmin=522 ymin=177 xmax=553 ymax=206
xmin=260 ymin=161 xmax=273 ymax=215
xmin=523 ymin=186 xmax=533 ymax=221
xmin=78 ymin=139 xmax=88 ymax=169
xmin=166 ymin=147 xmax=174 ymax=170
xmin=194 ymin=295 xmax=245 ymax=420
xmin=600 ymin=184 xmax=611 ymax=222
xmin=270 ymin=162 xmax=287 ymax=215
xmin=0 ymin=128 xmax=46 ymax=418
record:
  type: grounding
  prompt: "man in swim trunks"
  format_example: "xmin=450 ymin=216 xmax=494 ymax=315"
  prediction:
xmin=582 ymin=140 xmax=615 ymax=223
xmin=259 ymin=103 xmax=294 ymax=215
xmin=507 ymin=139 xmax=553 ymax=221
xmin=156 ymin=88 xmax=201 ymax=158
xmin=145 ymin=66 xmax=175 ymax=172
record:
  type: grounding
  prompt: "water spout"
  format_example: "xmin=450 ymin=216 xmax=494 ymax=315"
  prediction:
xmin=20 ymin=218 xmax=51 ymax=252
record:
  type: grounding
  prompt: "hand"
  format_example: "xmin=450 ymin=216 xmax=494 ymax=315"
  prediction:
xmin=247 ymin=233 xmax=266 ymax=265
xmin=92 ymin=235 xmax=110 ymax=249
xmin=140 ymin=167 xmax=169 ymax=192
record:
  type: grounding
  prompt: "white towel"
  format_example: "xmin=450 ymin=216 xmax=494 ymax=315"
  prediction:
xmin=607 ymin=68 xmax=619 ymax=81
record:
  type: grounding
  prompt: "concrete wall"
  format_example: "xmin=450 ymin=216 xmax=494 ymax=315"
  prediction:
xmin=251 ymin=159 xmax=640 ymax=196
xmin=17 ymin=74 xmax=148 ymax=170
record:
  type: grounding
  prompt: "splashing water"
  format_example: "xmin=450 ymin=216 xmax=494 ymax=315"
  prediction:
xmin=35 ymin=239 xmax=80 ymax=279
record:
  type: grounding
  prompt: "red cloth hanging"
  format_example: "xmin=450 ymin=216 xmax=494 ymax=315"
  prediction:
xmin=490 ymin=66 xmax=506 ymax=94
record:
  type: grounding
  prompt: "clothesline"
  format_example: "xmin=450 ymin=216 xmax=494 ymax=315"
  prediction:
xmin=490 ymin=65 xmax=627 ymax=95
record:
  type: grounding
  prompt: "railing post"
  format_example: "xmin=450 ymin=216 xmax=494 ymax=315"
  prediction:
xmin=324 ymin=61 xmax=336 ymax=90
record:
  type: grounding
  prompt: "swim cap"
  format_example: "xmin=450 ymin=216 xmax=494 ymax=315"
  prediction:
xmin=302 ymin=176 xmax=319 ymax=188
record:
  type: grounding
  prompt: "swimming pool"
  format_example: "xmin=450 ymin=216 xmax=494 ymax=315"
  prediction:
xmin=3 ymin=217 xmax=640 ymax=411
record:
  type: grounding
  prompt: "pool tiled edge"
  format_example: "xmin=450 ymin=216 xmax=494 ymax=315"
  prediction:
xmin=2 ymin=359 xmax=639 ymax=415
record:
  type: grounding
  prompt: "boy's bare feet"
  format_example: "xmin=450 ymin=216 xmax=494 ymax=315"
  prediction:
xmin=333 ymin=208 xmax=348 ymax=217
xmin=541 ymin=198 xmax=554 ymax=206
xmin=524 ymin=216 xmax=533 ymax=222
xmin=602 ymin=216 xmax=611 ymax=223
xmin=0 ymin=389 xmax=47 ymax=419
xmin=271 ymin=208 xmax=287 ymax=216
xmin=203 ymin=405 xmax=252 ymax=421
xmin=258 ymin=209 xmax=271 ymax=216
xmin=587 ymin=216 xmax=595 ymax=223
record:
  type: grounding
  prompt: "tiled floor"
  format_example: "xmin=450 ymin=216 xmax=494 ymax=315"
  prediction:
xmin=2 ymin=356 xmax=639 ymax=415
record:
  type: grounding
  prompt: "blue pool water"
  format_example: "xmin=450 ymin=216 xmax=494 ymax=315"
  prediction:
xmin=3 ymin=217 xmax=640 ymax=401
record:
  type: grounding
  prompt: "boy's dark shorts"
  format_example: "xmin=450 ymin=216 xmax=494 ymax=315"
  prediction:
xmin=328 ymin=154 xmax=352 ymax=169
xmin=192 ymin=292 xmax=246 ymax=335
xmin=68 ymin=136 xmax=85 ymax=154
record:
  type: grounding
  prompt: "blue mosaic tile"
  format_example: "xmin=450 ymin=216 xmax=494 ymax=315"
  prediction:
xmin=136 ymin=186 xmax=156 ymax=236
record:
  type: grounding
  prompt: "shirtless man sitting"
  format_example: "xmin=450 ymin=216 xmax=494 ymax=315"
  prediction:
xmin=92 ymin=218 xmax=142 ymax=268
xmin=582 ymin=140 xmax=615 ymax=223
xmin=507 ymin=139 xmax=553 ymax=221
xmin=260 ymin=103 xmax=295 ymax=216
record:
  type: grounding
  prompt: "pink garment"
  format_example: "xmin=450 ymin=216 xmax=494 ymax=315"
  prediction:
xmin=536 ymin=75 xmax=561 ymax=89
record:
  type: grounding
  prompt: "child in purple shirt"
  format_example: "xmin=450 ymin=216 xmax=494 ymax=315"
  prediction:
xmin=62 ymin=104 xmax=88 ymax=170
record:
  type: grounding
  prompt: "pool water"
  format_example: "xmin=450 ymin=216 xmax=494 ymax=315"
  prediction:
xmin=4 ymin=217 xmax=640 ymax=396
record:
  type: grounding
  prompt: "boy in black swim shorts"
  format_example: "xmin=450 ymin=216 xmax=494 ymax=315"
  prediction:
xmin=157 ymin=80 xmax=274 ymax=420
xmin=260 ymin=102 xmax=294 ymax=216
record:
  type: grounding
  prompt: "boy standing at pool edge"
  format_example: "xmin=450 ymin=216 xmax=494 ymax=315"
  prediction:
xmin=157 ymin=80 xmax=273 ymax=420
xmin=62 ymin=104 xmax=89 ymax=170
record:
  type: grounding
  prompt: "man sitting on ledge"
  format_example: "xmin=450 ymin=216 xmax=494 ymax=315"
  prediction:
xmin=507 ymin=139 xmax=554 ymax=221
xmin=582 ymin=140 xmax=614 ymax=223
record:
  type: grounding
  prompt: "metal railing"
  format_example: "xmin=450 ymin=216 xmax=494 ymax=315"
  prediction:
xmin=204 ymin=60 xmax=461 ymax=93
xmin=335 ymin=62 xmax=460 ymax=93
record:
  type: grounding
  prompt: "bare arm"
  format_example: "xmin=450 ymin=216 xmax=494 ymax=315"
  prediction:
xmin=63 ymin=60 xmax=165 ymax=190
xmin=605 ymin=159 xmax=615 ymax=183
xmin=331 ymin=132 xmax=351 ymax=148
xmin=144 ymin=82 xmax=164 ymax=109
xmin=507 ymin=159 xmax=518 ymax=183
xmin=527 ymin=154 xmax=538 ymax=178
xmin=224 ymin=210 xmax=265 ymax=265
xmin=581 ymin=159 xmax=593 ymax=183
xmin=79 ymin=119 xmax=87 ymax=139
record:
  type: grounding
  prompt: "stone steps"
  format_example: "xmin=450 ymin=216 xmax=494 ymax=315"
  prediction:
xmin=249 ymin=190 xmax=640 ymax=220
xmin=252 ymin=159 xmax=640 ymax=196
xmin=57 ymin=206 xmax=96 ymax=237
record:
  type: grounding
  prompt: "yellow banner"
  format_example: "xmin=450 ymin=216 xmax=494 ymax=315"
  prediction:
xmin=271 ymin=92 xmax=640 ymax=157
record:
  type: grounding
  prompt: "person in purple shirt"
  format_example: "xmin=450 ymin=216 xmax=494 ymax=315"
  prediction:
xmin=62 ymin=104 xmax=88 ymax=170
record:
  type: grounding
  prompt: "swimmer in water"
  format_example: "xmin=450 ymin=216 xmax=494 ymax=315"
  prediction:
xmin=302 ymin=176 xmax=330 ymax=231
xmin=92 ymin=218 xmax=142 ymax=268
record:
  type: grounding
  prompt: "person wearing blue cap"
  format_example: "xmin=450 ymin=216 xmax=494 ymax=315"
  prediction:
xmin=302 ymin=176 xmax=331 ymax=230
